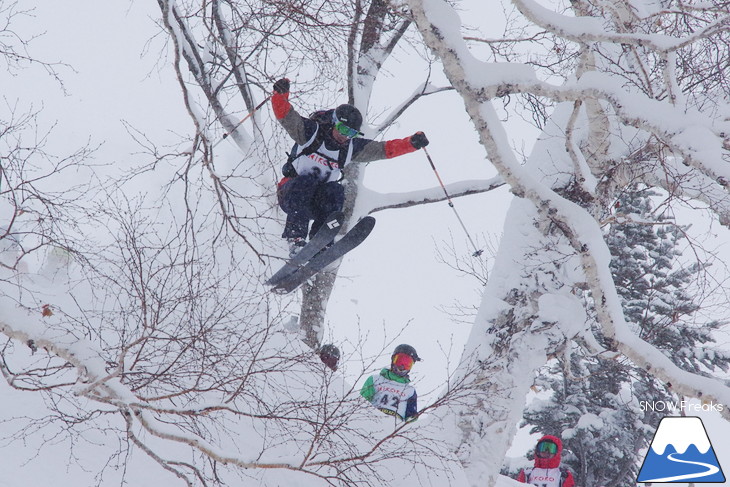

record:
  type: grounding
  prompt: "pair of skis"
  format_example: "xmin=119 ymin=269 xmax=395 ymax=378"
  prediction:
xmin=266 ymin=212 xmax=376 ymax=294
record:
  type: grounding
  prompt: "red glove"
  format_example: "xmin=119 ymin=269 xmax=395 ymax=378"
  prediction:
xmin=272 ymin=78 xmax=292 ymax=119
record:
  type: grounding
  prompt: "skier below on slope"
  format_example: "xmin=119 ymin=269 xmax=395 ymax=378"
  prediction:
xmin=517 ymin=435 xmax=575 ymax=487
xmin=271 ymin=78 xmax=430 ymax=256
xmin=360 ymin=344 xmax=421 ymax=422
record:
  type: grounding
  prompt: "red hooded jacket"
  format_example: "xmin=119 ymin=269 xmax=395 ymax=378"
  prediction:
xmin=517 ymin=435 xmax=575 ymax=487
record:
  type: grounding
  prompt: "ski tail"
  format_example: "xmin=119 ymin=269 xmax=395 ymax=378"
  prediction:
xmin=271 ymin=216 xmax=375 ymax=294
xmin=266 ymin=211 xmax=344 ymax=286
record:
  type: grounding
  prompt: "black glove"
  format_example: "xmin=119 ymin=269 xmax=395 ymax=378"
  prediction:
xmin=281 ymin=161 xmax=297 ymax=178
xmin=410 ymin=131 xmax=429 ymax=149
xmin=273 ymin=78 xmax=290 ymax=94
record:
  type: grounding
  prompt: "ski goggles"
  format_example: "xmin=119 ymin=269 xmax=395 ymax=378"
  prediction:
xmin=536 ymin=441 xmax=558 ymax=455
xmin=334 ymin=121 xmax=362 ymax=139
xmin=392 ymin=353 xmax=415 ymax=371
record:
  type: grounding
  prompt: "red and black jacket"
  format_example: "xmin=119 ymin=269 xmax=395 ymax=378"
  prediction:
xmin=272 ymin=91 xmax=420 ymax=168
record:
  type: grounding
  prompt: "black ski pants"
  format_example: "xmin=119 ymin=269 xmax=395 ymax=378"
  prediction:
xmin=278 ymin=174 xmax=345 ymax=240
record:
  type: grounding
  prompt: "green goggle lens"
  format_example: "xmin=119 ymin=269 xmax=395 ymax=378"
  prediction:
xmin=537 ymin=441 xmax=558 ymax=454
xmin=334 ymin=121 xmax=360 ymax=138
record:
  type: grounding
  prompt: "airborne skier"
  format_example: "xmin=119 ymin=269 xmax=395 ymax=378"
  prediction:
xmin=271 ymin=78 xmax=430 ymax=256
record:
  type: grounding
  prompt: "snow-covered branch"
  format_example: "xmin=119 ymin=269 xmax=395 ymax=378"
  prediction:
xmin=0 ymin=300 xmax=303 ymax=469
xmin=374 ymin=81 xmax=454 ymax=134
xmin=512 ymin=0 xmax=730 ymax=53
xmin=398 ymin=12 xmax=730 ymax=221
xmin=159 ymin=0 xmax=242 ymax=144
xmin=359 ymin=176 xmax=505 ymax=214
xmin=455 ymin=72 xmax=730 ymax=199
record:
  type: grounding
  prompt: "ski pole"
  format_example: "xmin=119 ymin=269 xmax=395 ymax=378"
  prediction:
xmin=422 ymin=147 xmax=483 ymax=257
xmin=213 ymin=95 xmax=271 ymax=149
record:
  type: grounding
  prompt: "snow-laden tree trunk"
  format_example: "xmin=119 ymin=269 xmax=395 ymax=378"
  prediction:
xmin=401 ymin=4 xmax=598 ymax=480
xmin=432 ymin=106 xmax=591 ymax=485
xmin=297 ymin=1 xmax=412 ymax=348
xmin=407 ymin=0 xmax=730 ymax=485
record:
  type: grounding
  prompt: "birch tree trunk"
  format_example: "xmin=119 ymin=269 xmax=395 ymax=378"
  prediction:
xmin=406 ymin=1 xmax=730 ymax=485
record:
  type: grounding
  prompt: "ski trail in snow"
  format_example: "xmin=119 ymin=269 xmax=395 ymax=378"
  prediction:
xmin=642 ymin=453 xmax=720 ymax=482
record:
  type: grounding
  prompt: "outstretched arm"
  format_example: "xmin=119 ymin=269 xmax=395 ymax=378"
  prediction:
xmin=271 ymin=78 xmax=316 ymax=145
xmin=352 ymin=131 xmax=429 ymax=163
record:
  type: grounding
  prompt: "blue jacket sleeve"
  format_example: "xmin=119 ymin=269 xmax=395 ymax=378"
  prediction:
xmin=404 ymin=390 xmax=418 ymax=421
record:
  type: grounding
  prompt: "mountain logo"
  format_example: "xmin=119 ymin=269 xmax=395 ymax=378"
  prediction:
xmin=637 ymin=416 xmax=725 ymax=483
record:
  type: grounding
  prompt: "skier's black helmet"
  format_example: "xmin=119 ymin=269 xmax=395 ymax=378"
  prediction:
xmin=392 ymin=344 xmax=421 ymax=361
xmin=319 ymin=344 xmax=341 ymax=359
xmin=319 ymin=344 xmax=341 ymax=371
xmin=334 ymin=104 xmax=363 ymax=131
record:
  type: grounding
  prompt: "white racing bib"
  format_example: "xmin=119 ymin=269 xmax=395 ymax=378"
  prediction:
xmin=369 ymin=374 xmax=415 ymax=420
xmin=292 ymin=128 xmax=354 ymax=182
xmin=526 ymin=468 xmax=563 ymax=487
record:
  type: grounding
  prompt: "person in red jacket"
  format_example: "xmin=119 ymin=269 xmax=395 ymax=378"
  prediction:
xmin=517 ymin=435 xmax=575 ymax=487
xmin=271 ymin=78 xmax=429 ymax=255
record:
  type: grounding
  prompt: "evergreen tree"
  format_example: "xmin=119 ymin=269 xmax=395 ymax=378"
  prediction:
xmin=520 ymin=186 xmax=729 ymax=487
